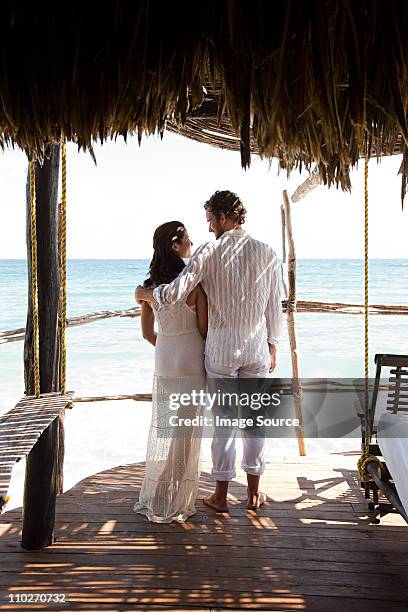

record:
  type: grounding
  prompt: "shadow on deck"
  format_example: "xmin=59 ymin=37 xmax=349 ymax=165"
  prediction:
xmin=0 ymin=455 xmax=407 ymax=611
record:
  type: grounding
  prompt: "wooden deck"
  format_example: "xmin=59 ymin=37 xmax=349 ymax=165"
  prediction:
xmin=0 ymin=454 xmax=407 ymax=611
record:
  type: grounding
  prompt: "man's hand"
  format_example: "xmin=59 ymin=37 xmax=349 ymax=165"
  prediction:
xmin=268 ymin=344 xmax=277 ymax=373
xmin=135 ymin=285 xmax=155 ymax=305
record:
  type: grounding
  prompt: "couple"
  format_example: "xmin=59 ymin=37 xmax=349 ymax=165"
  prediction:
xmin=134 ymin=190 xmax=282 ymax=523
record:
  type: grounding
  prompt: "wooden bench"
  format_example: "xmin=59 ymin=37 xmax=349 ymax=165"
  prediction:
xmin=361 ymin=354 xmax=408 ymax=524
xmin=0 ymin=392 xmax=74 ymax=546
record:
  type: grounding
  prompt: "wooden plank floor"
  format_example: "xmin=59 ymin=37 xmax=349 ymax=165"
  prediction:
xmin=0 ymin=454 xmax=407 ymax=611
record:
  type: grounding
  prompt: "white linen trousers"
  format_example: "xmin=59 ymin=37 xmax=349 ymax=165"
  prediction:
xmin=205 ymin=352 xmax=270 ymax=481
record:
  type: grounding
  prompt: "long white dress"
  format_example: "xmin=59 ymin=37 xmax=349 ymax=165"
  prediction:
xmin=133 ymin=296 xmax=205 ymax=523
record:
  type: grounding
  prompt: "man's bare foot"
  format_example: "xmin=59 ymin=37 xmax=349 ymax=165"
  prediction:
xmin=203 ymin=493 xmax=229 ymax=513
xmin=247 ymin=491 xmax=267 ymax=510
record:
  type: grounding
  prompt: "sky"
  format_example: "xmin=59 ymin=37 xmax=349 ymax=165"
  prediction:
xmin=0 ymin=131 xmax=407 ymax=259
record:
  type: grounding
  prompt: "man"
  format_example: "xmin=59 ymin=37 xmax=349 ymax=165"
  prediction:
xmin=136 ymin=190 xmax=282 ymax=512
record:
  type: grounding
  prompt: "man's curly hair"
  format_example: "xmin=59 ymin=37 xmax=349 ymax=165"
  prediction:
xmin=203 ymin=190 xmax=246 ymax=225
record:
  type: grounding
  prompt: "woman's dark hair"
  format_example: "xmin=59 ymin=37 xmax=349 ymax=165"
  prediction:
xmin=144 ymin=221 xmax=187 ymax=288
xmin=203 ymin=190 xmax=246 ymax=224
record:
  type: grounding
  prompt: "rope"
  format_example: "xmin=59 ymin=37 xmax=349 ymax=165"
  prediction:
xmin=284 ymin=298 xmax=296 ymax=314
xmin=364 ymin=152 xmax=369 ymax=455
xmin=59 ymin=140 xmax=68 ymax=395
xmin=358 ymin=147 xmax=382 ymax=482
xmin=29 ymin=162 xmax=41 ymax=398
xmin=357 ymin=453 xmax=382 ymax=482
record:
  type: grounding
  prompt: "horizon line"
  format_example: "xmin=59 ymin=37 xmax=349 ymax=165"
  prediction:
xmin=1 ymin=257 xmax=408 ymax=261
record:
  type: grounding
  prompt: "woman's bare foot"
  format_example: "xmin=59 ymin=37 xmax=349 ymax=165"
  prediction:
xmin=203 ymin=493 xmax=229 ymax=513
xmin=247 ymin=491 xmax=266 ymax=510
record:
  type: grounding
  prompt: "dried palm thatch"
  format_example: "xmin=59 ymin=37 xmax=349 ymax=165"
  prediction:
xmin=0 ymin=2 xmax=407 ymax=202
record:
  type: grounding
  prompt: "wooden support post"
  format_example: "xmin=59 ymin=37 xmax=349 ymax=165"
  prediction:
xmin=282 ymin=190 xmax=306 ymax=456
xmin=22 ymin=144 xmax=62 ymax=549
xmin=280 ymin=205 xmax=288 ymax=300
xmin=281 ymin=205 xmax=287 ymax=264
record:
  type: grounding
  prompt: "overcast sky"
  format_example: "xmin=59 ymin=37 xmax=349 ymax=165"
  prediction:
xmin=1 ymin=132 xmax=407 ymax=259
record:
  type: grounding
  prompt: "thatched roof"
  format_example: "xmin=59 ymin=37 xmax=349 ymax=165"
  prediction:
xmin=1 ymin=2 xmax=407 ymax=201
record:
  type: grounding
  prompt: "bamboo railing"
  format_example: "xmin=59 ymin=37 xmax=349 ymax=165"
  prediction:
xmin=2 ymin=301 xmax=407 ymax=345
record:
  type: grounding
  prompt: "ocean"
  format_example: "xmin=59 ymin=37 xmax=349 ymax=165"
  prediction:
xmin=1 ymin=258 xmax=407 ymax=509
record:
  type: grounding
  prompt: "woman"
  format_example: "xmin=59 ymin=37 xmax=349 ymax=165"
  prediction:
xmin=133 ymin=221 xmax=208 ymax=523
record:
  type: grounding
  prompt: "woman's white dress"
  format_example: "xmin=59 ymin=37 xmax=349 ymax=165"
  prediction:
xmin=133 ymin=296 xmax=205 ymax=523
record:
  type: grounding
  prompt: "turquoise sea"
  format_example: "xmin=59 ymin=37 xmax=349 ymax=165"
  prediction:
xmin=1 ymin=258 xmax=407 ymax=509
xmin=2 ymin=258 xmax=407 ymax=390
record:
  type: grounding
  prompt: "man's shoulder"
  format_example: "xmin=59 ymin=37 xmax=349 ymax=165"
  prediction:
xmin=248 ymin=235 xmax=277 ymax=258
xmin=191 ymin=241 xmax=216 ymax=260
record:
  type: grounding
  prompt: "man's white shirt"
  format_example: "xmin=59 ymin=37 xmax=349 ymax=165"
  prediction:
xmin=153 ymin=228 xmax=283 ymax=366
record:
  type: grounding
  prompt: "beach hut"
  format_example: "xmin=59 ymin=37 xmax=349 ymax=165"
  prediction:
xmin=1 ymin=2 xmax=408 ymax=607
